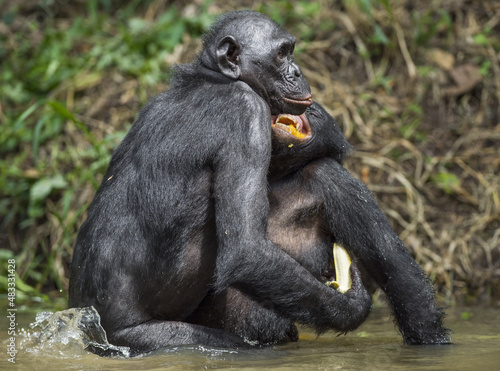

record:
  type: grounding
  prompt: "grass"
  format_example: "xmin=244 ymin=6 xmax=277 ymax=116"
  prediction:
xmin=1 ymin=0 xmax=499 ymax=309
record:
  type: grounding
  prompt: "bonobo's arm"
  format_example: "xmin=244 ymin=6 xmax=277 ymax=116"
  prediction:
xmin=310 ymin=158 xmax=451 ymax=344
xmin=211 ymin=97 xmax=371 ymax=334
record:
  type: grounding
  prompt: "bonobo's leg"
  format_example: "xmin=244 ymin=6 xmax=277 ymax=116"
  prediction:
xmin=188 ymin=288 xmax=299 ymax=344
xmin=108 ymin=320 xmax=249 ymax=356
xmin=310 ymin=158 xmax=451 ymax=344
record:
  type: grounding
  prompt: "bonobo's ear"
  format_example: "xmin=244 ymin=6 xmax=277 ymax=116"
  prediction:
xmin=217 ymin=36 xmax=241 ymax=79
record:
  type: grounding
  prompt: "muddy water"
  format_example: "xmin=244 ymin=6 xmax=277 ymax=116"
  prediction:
xmin=1 ymin=306 xmax=499 ymax=370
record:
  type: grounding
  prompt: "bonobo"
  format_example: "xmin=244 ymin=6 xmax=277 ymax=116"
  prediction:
xmin=68 ymin=11 xmax=371 ymax=356
xmin=191 ymin=102 xmax=451 ymax=345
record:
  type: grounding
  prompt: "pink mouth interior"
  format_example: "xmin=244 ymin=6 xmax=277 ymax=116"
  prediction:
xmin=271 ymin=114 xmax=311 ymax=138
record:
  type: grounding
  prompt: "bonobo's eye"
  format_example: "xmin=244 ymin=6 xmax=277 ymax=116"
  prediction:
xmin=277 ymin=42 xmax=294 ymax=61
xmin=277 ymin=47 xmax=287 ymax=60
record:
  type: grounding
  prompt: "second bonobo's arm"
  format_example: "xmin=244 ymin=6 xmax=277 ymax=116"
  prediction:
xmin=310 ymin=158 xmax=451 ymax=344
xmin=211 ymin=99 xmax=371 ymax=334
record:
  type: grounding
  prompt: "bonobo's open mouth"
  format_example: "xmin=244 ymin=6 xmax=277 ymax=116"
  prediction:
xmin=272 ymin=113 xmax=312 ymax=139
xmin=283 ymin=94 xmax=313 ymax=107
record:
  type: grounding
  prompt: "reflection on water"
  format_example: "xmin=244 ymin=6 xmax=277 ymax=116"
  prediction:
xmin=1 ymin=306 xmax=499 ymax=370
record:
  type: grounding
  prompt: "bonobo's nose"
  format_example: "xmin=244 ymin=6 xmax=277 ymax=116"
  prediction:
xmin=293 ymin=63 xmax=302 ymax=78
xmin=287 ymin=63 xmax=304 ymax=81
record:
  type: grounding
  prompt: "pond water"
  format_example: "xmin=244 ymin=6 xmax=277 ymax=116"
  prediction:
xmin=1 ymin=305 xmax=499 ymax=370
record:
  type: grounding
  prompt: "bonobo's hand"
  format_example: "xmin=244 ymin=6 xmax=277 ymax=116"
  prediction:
xmin=346 ymin=263 xmax=372 ymax=302
xmin=339 ymin=263 xmax=372 ymax=332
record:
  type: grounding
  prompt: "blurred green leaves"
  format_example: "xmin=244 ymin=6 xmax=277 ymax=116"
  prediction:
xmin=29 ymin=175 xmax=68 ymax=219
xmin=0 ymin=0 xmax=212 ymax=302
xmin=431 ymin=172 xmax=461 ymax=194
xmin=1 ymin=0 xmax=212 ymax=228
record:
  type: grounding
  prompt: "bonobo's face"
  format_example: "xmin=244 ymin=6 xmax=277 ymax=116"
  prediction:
xmin=239 ymin=20 xmax=313 ymax=116
xmin=269 ymin=102 xmax=352 ymax=178
xmin=204 ymin=11 xmax=312 ymax=116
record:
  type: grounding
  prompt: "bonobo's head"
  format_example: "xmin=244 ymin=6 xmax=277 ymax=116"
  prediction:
xmin=200 ymin=10 xmax=312 ymax=115
xmin=269 ymin=102 xmax=353 ymax=178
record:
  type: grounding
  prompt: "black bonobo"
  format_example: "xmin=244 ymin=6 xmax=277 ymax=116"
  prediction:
xmin=190 ymin=102 xmax=451 ymax=345
xmin=68 ymin=11 xmax=372 ymax=355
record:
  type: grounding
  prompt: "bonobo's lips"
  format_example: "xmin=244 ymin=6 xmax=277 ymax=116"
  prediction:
xmin=283 ymin=94 xmax=313 ymax=107
xmin=271 ymin=113 xmax=311 ymax=139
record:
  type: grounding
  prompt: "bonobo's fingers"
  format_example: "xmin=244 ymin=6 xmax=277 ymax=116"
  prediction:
xmin=347 ymin=263 xmax=367 ymax=293
xmin=346 ymin=263 xmax=373 ymax=317
xmin=345 ymin=262 xmax=371 ymax=305
xmin=332 ymin=262 xmax=372 ymax=332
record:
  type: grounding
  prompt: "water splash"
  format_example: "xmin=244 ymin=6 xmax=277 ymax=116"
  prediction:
xmin=20 ymin=306 xmax=130 ymax=358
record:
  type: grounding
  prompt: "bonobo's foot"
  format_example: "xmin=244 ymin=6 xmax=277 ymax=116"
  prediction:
xmin=400 ymin=308 xmax=452 ymax=345
xmin=404 ymin=330 xmax=452 ymax=345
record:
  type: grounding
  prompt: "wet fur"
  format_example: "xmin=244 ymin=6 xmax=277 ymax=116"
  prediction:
xmin=68 ymin=11 xmax=371 ymax=356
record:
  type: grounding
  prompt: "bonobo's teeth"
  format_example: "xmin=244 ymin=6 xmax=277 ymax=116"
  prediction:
xmin=272 ymin=113 xmax=310 ymax=139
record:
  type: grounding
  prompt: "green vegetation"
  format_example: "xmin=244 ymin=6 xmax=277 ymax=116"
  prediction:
xmin=1 ymin=0 xmax=213 ymax=307
xmin=1 ymin=0 xmax=499 ymax=309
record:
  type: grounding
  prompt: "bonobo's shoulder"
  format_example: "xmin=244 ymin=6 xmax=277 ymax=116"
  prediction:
xmin=171 ymin=62 xmax=232 ymax=89
xmin=136 ymin=90 xmax=172 ymax=117
xmin=231 ymin=80 xmax=266 ymax=101
xmin=204 ymin=80 xmax=265 ymax=106
xmin=230 ymin=80 xmax=258 ymax=94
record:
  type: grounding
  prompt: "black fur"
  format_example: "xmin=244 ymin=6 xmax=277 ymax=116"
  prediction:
xmin=192 ymin=102 xmax=451 ymax=345
xmin=68 ymin=11 xmax=371 ymax=356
